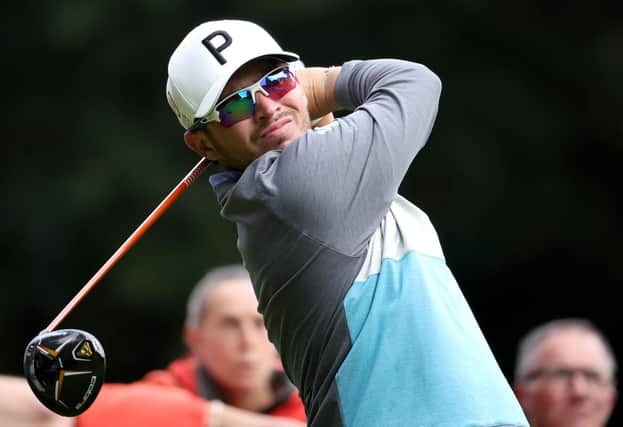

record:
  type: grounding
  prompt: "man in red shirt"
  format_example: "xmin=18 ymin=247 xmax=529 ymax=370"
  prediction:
xmin=1 ymin=265 xmax=305 ymax=427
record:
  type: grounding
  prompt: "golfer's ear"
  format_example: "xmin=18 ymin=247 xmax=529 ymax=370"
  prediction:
xmin=184 ymin=130 xmax=218 ymax=161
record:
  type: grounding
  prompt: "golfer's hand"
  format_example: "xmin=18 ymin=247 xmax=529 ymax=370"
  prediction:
xmin=296 ymin=67 xmax=341 ymax=121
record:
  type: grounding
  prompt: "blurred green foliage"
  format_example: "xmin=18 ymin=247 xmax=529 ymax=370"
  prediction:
xmin=2 ymin=0 xmax=621 ymax=421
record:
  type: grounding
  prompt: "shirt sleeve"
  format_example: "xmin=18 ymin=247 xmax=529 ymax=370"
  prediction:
xmin=250 ymin=59 xmax=442 ymax=256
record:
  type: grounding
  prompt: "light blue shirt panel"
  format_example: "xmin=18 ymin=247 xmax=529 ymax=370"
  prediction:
xmin=337 ymin=251 xmax=529 ymax=427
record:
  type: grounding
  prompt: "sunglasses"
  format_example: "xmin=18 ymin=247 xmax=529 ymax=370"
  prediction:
xmin=189 ymin=65 xmax=297 ymax=131
xmin=522 ymin=367 xmax=613 ymax=388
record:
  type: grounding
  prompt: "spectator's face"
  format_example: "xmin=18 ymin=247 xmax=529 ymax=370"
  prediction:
xmin=184 ymin=58 xmax=311 ymax=171
xmin=186 ymin=278 xmax=277 ymax=395
xmin=515 ymin=329 xmax=617 ymax=427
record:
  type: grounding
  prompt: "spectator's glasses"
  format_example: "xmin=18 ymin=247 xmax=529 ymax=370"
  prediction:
xmin=521 ymin=367 xmax=614 ymax=389
xmin=189 ymin=65 xmax=296 ymax=131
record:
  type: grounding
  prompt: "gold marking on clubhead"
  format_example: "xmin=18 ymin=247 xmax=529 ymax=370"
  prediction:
xmin=77 ymin=341 xmax=93 ymax=358
xmin=56 ymin=370 xmax=92 ymax=400
xmin=37 ymin=344 xmax=59 ymax=358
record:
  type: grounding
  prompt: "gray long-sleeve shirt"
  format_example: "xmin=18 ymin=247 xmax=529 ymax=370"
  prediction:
xmin=210 ymin=59 xmax=528 ymax=427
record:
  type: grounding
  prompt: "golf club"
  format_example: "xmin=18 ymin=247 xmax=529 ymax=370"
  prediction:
xmin=24 ymin=157 xmax=212 ymax=416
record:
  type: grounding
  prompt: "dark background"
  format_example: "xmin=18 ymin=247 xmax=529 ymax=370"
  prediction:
xmin=2 ymin=0 xmax=621 ymax=423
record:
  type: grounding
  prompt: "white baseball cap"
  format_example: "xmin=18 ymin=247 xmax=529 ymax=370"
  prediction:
xmin=166 ymin=20 xmax=299 ymax=129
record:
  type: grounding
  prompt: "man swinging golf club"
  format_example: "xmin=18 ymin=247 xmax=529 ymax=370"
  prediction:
xmin=165 ymin=19 xmax=530 ymax=427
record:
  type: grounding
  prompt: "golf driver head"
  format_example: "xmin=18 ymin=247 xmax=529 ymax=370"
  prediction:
xmin=24 ymin=329 xmax=106 ymax=416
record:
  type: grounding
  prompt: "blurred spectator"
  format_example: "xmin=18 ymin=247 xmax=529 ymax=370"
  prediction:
xmin=0 ymin=264 xmax=305 ymax=427
xmin=513 ymin=318 xmax=618 ymax=427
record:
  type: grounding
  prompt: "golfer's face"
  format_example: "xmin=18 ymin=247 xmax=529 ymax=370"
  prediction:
xmin=194 ymin=278 xmax=276 ymax=393
xmin=516 ymin=329 xmax=617 ymax=427
xmin=201 ymin=59 xmax=312 ymax=170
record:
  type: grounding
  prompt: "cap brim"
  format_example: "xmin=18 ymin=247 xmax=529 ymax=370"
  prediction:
xmin=194 ymin=52 xmax=299 ymax=120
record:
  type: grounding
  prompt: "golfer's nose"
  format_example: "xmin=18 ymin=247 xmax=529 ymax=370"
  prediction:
xmin=254 ymin=91 xmax=280 ymax=121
